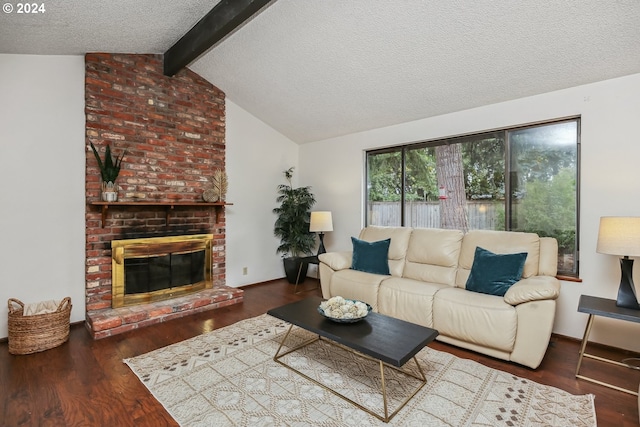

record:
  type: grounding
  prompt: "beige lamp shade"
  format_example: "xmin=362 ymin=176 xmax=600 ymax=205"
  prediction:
xmin=596 ymin=217 xmax=640 ymax=256
xmin=309 ymin=211 xmax=333 ymax=232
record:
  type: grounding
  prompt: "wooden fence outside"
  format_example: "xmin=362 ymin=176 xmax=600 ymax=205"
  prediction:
xmin=368 ymin=201 xmax=502 ymax=229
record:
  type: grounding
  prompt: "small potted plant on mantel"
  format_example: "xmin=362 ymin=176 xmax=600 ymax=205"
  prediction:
xmin=89 ymin=142 xmax=125 ymax=202
xmin=273 ymin=167 xmax=316 ymax=284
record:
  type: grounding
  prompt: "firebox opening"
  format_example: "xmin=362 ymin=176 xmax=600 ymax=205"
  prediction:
xmin=124 ymin=250 xmax=206 ymax=294
xmin=111 ymin=234 xmax=213 ymax=308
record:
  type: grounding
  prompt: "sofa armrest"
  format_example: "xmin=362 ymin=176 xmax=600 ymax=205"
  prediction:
xmin=503 ymin=276 xmax=560 ymax=306
xmin=318 ymin=251 xmax=352 ymax=271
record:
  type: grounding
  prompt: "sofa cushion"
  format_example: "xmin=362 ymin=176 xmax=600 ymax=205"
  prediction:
xmin=402 ymin=228 xmax=463 ymax=286
xmin=351 ymin=237 xmax=391 ymax=275
xmin=330 ymin=269 xmax=387 ymax=311
xmin=358 ymin=226 xmax=413 ymax=277
xmin=433 ymin=287 xmax=517 ymax=352
xmin=378 ymin=277 xmax=449 ymax=328
xmin=465 ymin=246 xmax=527 ymax=296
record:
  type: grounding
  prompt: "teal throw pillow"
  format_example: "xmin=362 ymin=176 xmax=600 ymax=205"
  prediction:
xmin=465 ymin=246 xmax=528 ymax=297
xmin=351 ymin=237 xmax=391 ymax=275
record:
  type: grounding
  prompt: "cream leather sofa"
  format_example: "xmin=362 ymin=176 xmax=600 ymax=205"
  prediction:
xmin=318 ymin=226 xmax=561 ymax=369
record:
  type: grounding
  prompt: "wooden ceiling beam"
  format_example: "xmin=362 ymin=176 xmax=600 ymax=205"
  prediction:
xmin=164 ymin=0 xmax=273 ymax=77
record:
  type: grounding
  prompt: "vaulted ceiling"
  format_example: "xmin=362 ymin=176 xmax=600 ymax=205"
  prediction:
xmin=2 ymin=0 xmax=640 ymax=143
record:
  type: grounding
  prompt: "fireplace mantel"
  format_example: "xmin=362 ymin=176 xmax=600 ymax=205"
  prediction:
xmin=90 ymin=201 xmax=233 ymax=227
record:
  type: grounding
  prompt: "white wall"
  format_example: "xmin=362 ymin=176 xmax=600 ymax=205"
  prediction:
xmin=225 ymin=100 xmax=299 ymax=286
xmin=300 ymin=73 xmax=640 ymax=352
xmin=0 ymin=54 xmax=86 ymax=338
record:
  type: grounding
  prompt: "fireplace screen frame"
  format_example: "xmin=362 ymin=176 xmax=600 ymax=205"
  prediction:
xmin=111 ymin=234 xmax=213 ymax=308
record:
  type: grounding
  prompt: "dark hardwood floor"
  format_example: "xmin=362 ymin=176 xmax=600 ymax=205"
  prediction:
xmin=1 ymin=279 xmax=638 ymax=426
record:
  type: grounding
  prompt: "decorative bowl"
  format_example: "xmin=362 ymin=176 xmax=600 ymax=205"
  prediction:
xmin=317 ymin=298 xmax=372 ymax=323
xmin=202 ymin=188 xmax=219 ymax=202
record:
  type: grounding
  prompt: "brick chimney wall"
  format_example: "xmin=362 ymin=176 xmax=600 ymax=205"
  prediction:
xmin=84 ymin=53 xmax=230 ymax=330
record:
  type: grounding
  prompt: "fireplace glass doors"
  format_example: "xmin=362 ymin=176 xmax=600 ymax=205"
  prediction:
xmin=111 ymin=234 xmax=213 ymax=308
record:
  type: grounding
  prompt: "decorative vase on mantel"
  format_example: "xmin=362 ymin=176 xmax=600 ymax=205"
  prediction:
xmin=101 ymin=181 xmax=118 ymax=202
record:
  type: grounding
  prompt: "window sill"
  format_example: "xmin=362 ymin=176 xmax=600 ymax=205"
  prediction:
xmin=557 ymin=274 xmax=582 ymax=282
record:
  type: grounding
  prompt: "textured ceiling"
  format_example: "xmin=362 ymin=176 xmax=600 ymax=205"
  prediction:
xmin=2 ymin=1 xmax=640 ymax=144
xmin=0 ymin=0 xmax=220 ymax=54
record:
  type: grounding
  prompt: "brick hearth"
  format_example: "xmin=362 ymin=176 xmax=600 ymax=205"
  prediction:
xmin=84 ymin=53 xmax=241 ymax=338
xmin=86 ymin=287 xmax=243 ymax=339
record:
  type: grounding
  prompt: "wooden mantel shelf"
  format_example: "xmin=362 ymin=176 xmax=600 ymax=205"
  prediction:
xmin=90 ymin=201 xmax=233 ymax=227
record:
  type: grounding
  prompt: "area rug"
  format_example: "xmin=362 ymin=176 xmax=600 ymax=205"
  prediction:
xmin=124 ymin=314 xmax=596 ymax=426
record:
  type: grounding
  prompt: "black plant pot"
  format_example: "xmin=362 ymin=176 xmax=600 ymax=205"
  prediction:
xmin=283 ymin=257 xmax=309 ymax=284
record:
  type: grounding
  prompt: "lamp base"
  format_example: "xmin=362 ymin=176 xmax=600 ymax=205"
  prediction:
xmin=317 ymin=232 xmax=326 ymax=256
xmin=617 ymin=257 xmax=640 ymax=310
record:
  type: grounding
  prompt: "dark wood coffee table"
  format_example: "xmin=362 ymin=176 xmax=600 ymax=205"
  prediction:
xmin=267 ymin=296 xmax=439 ymax=422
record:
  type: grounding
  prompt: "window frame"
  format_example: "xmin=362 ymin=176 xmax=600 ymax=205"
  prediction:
xmin=365 ymin=117 xmax=581 ymax=277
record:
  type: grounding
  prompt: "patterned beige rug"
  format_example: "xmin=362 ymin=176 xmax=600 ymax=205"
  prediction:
xmin=124 ymin=314 xmax=596 ymax=426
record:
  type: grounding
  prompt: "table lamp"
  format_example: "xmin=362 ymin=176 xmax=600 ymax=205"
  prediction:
xmin=596 ymin=217 xmax=640 ymax=310
xmin=309 ymin=211 xmax=333 ymax=255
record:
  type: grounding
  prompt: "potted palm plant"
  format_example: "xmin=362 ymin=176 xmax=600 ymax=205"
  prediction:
xmin=90 ymin=142 xmax=125 ymax=202
xmin=273 ymin=167 xmax=316 ymax=283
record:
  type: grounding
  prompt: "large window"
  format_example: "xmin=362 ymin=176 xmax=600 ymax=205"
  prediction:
xmin=366 ymin=118 xmax=579 ymax=276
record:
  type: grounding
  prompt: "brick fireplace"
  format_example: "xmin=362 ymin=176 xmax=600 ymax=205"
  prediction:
xmin=84 ymin=53 xmax=242 ymax=339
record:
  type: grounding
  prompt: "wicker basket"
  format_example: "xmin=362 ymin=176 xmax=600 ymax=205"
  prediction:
xmin=8 ymin=297 xmax=72 ymax=355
